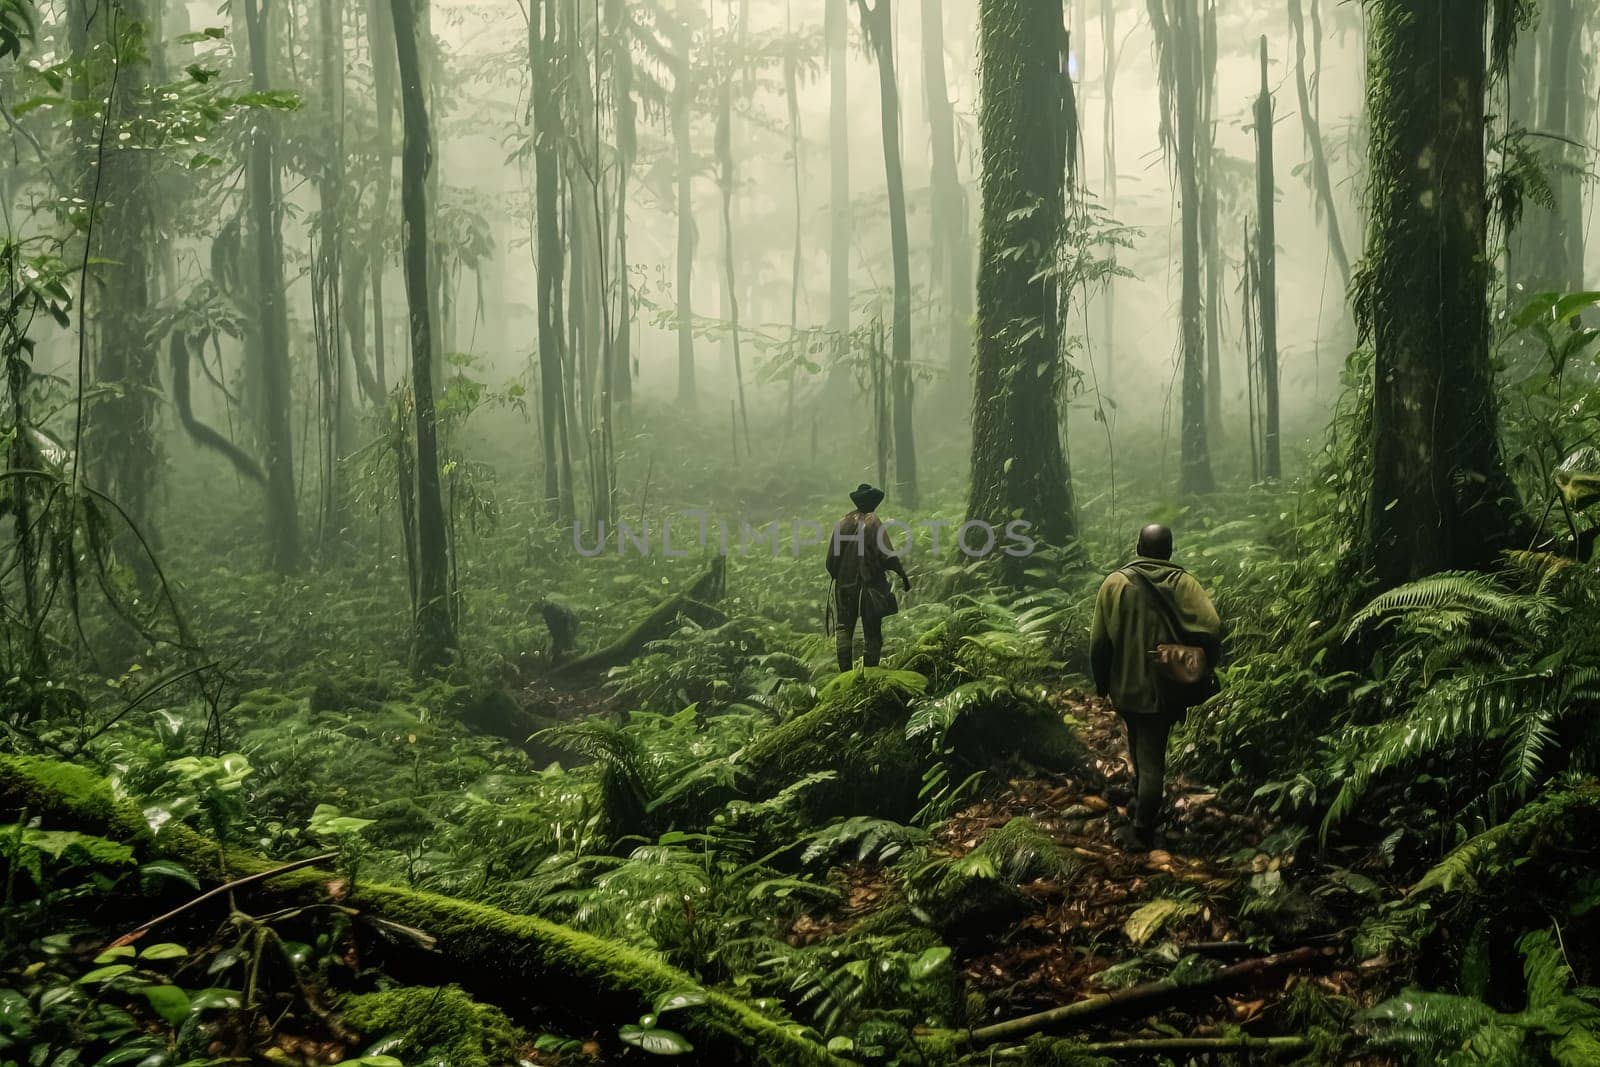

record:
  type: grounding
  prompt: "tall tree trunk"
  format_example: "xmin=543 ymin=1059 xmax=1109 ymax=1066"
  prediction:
xmin=922 ymin=0 xmax=971 ymax=380
xmin=715 ymin=74 xmax=751 ymax=454
xmin=1153 ymin=0 xmax=1214 ymax=494
xmin=608 ymin=0 xmax=634 ymax=414
xmin=1360 ymin=0 xmax=1520 ymax=580
xmin=1287 ymin=0 xmax=1349 ymax=288
xmin=390 ymin=0 xmax=456 ymax=672
xmin=1199 ymin=0 xmax=1220 ymax=434
xmin=367 ymin=0 xmax=396 ymax=400
xmin=968 ymin=0 xmax=1077 ymax=564
xmin=1255 ymin=36 xmax=1279 ymax=480
xmin=1521 ymin=0 xmax=1585 ymax=294
xmin=858 ymin=0 xmax=918 ymax=507
xmin=784 ymin=9 xmax=802 ymax=424
xmin=827 ymin=0 xmax=850 ymax=377
xmin=85 ymin=0 xmax=159 ymax=532
xmin=530 ymin=0 xmax=574 ymax=520
xmin=672 ymin=0 xmax=697 ymax=408
xmin=313 ymin=0 xmax=349 ymax=550
xmin=1100 ymin=0 xmax=1117 ymax=392
xmin=242 ymin=0 xmax=301 ymax=569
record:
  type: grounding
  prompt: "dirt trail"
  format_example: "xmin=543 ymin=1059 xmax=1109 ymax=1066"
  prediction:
xmin=794 ymin=688 xmax=1370 ymax=1043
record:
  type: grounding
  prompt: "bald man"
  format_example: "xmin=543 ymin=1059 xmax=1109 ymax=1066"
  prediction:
xmin=1090 ymin=524 xmax=1222 ymax=850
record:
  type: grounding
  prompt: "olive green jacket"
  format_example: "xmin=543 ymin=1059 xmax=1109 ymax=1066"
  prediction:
xmin=1089 ymin=557 xmax=1222 ymax=715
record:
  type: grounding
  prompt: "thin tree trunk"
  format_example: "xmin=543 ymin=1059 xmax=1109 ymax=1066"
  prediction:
xmin=1166 ymin=0 xmax=1213 ymax=494
xmin=715 ymin=74 xmax=751 ymax=454
xmin=1288 ymin=0 xmax=1349 ymax=288
xmin=367 ymin=0 xmax=396 ymax=400
xmin=1255 ymin=36 xmax=1280 ymax=479
xmin=673 ymin=0 xmax=696 ymax=408
xmin=390 ymin=0 xmax=457 ymax=671
xmin=858 ymin=0 xmax=917 ymax=507
xmin=243 ymin=0 xmax=301 ymax=570
xmin=922 ymin=0 xmax=971 ymax=380
xmin=608 ymin=0 xmax=634 ymax=414
xmin=1100 ymin=0 xmax=1117 ymax=393
xmin=1200 ymin=0 xmax=1220 ymax=434
xmin=827 ymin=0 xmax=850 ymax=379
xmin=530 ymin=0 xmax=573 ymax=521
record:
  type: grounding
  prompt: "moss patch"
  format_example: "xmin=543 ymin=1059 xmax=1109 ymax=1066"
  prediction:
xmin=342 ymin=985 xmax=518 ymax=1067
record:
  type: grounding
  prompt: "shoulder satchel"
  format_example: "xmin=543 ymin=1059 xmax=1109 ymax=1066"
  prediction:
xmin=1120 ymin=567 xmax=1218 ymax=708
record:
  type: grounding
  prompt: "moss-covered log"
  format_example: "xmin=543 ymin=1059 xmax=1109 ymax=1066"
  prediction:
xmin=734 ymin=671 xmax=1083 ymax=822
xmin=550 ymin=558 xmax=727 ymax=678
xmin=0 ymin=754 xmax=842 ymax=1067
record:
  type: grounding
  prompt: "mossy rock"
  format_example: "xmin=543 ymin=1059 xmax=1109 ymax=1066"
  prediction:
xmin=342 ymin=985 xmax=519 ymax=1067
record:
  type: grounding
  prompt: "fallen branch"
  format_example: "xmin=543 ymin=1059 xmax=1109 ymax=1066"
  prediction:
xmin=0 ymin=754 xmax=842 ymax=1067
xmin=993 ymin=1035 xmax=1315 ymax=1059
xmin=109 ymin=850 xmax=339 ymax=948
xmin=960 ymin=946 xmax=1334 ymax=1048
xmin=549 ymin=557 xmax=726 ymax=677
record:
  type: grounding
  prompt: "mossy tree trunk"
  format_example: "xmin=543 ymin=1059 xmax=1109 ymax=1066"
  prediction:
xmin=857 ymin=0 xmax=918 ymax=508
xmin=391 ymin=0 xmax=457 ymax=672
xmin=86 ymin=0 xmax=160 ymax=535
xmin=1359 ymin=0 xmax=1521 ymax=580
xmin=966 ymin=0 xmax=1077 ymax=564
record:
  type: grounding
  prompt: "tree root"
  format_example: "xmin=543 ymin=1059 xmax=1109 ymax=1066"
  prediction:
xmin=0 ymin=754 xmax=842 ymax=1066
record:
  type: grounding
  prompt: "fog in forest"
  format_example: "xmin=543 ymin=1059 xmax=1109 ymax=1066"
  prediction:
xmin=4 ymin=0 xmax=1599 ymax=1062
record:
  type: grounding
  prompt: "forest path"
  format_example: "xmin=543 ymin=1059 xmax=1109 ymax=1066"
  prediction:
xmin=796 ymin=688 xmax=1367 ymax=1043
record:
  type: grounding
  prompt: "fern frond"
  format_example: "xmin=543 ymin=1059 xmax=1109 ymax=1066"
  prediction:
xmin=1323 ymin=672 xmax=1538 ymax=833
xmin=1344 ymin=571 xmax=1540 ymax=640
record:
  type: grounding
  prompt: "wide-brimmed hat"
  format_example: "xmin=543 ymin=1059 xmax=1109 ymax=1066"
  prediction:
xmin=850 ymin=483 xmax=885 ymax=512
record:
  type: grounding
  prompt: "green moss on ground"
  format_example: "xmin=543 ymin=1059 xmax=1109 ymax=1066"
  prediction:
xmin=342 ymin=985 xmax=519 ymax=1067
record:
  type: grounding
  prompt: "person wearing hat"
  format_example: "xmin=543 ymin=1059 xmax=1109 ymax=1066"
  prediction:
xmin=825 ymin=484 xmax=912 ymax=671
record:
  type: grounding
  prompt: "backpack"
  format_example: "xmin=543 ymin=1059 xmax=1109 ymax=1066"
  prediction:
xmin=1120 ymin=566 xmax=1220 ymax=710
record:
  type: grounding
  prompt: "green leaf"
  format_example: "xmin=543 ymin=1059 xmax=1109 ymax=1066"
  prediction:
xmin=618 ymin=1024 xmax=694 ymax=1055
xmin=139 ymin=943 xmax=188 ymax=961
xmin=139 ymin=860 xmax=200 ymax=891
xmin=137 ymin=984 xmax=191 ymax=1025
xmin=652 ymin=990 xmax=707 ymax=1015
xmin=77 ymin=964 xmax=135 ymax=985
xmin=93 ymin=946 xmax=136 ymax=964
xmin=188 ymin=988 xmax=241 ymax=1012
xmin=908 ymin=945 xmax=951 ymax=981
xmin=308 ymin=803 xmax=375 ymax=838
xmin=1123 ymin=899 xmax=1199 ymax=947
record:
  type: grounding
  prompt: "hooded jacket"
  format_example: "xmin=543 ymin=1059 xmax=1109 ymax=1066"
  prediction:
xmin=1090 ymin=557 xmax=1222 ymax=715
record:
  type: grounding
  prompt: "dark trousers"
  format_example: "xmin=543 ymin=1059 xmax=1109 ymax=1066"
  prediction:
xmin=834 ymin=587 xmax=884 ymax=671
xmin=1119 ymin=708 xmax=1179 ymax=835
